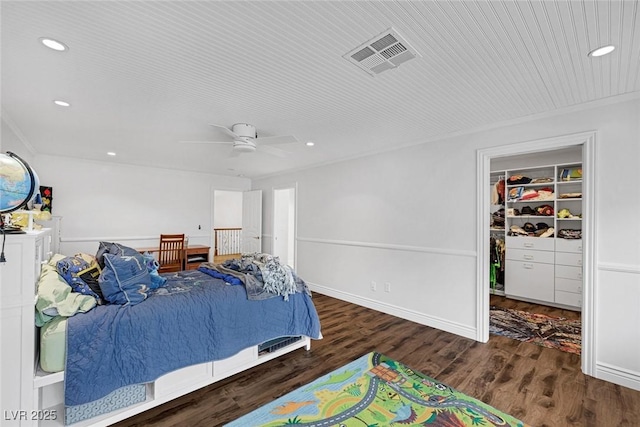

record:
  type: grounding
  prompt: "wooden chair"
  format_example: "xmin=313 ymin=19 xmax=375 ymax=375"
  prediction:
xmin=158 ymin=234 xmax=185 ymax=273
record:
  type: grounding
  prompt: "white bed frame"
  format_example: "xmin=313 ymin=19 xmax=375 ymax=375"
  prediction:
xmin=1 ymin=230 xmax=312 ymax=427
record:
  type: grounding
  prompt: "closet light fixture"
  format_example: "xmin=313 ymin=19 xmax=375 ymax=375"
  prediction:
xmin=588 ymin=45 xmax=615 ymax=57
xmin=40 ymin=37 xmax=68 ymax=52
xmin=53 ymin=100 xmax=70 ymax=107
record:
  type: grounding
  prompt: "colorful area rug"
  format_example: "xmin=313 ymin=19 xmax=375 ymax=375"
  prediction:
xmin=226 ymin=352 xmax=529 ymax=426
xmin=490 ymin=306 xmax=581 ymax=355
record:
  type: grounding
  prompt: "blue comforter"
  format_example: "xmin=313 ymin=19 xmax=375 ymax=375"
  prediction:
xmin=65 ymin=270 xmax=322 ymax=406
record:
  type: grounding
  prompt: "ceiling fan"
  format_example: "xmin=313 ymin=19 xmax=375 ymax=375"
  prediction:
xmin=179 ymin=123 xmax=299 ymax=157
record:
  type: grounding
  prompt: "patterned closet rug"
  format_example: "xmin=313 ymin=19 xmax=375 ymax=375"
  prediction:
xmin=489 ymin=306 xmax=581 ymax=354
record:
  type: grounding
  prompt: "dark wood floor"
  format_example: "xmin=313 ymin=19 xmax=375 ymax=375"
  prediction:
xmin=115 ymin=293 xmax=639 ymax=427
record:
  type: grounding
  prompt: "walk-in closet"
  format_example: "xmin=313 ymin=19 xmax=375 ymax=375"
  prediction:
xmin=489 ymin=146 xmax=584 ymax=348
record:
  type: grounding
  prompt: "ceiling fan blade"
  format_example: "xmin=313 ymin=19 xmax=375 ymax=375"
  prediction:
xmin=210 ymin=124 xmax=238 ymax=139
xmin=179 ymin=140 xmax=234 ymax=144
xmin=255 ymin=135 xmax=298 ymax=145
xmin=259 ymin=145 xmax=290 ymax=158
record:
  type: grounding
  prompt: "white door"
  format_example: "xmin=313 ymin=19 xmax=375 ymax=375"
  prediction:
xmin=273 ymin=187 xmax=296 ymax=267
xmin=242 ymin=190 xmax=262 ymax=253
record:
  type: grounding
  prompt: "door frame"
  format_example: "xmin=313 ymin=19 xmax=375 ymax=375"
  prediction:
xmin=476 ymin=130 xmax=596 ymax=377
xmin=272 ymin=183 xmax=297 ymax=269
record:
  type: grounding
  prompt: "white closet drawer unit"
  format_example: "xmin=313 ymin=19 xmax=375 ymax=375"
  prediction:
xmin=555 ymin=290 xmax=582 ymax=307
xmin=555 ymin=277 xmax=582 ymax=294
xmin=555 ymin=265 xmax=582 ymax=281
xmin=554 ymin=249 xmax=582 ymax=309
xmin=556 ymin=238 xmax=582 ymax=253
xmin=507 ymin=248 xmax=554 ymax=264
xmin=505 ymin=260 xmax=555 ymax=302
xmin=506 ymin=236 xmax=555 ymax=251
xmin=555 ymin=252 xmax=582 ymax=267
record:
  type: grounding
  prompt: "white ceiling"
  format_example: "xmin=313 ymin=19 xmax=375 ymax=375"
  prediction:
xmin=2 ymin=1 xmax=639 ymax=178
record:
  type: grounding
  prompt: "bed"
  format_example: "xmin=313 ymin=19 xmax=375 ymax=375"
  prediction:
xmin=34 ymin=244 xmax=322 ymax=426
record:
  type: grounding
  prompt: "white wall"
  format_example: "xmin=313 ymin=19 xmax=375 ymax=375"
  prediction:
xmin=253 ymin=96 xmax=640 ymax=391
xmin=29 ymin=155 xmax=250 ymax=255
xmin=213 ymin=190 xmax=243 ymax=229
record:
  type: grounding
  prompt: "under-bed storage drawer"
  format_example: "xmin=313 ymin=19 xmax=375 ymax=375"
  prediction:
xmin=213 ymin=347 xmax=257 ymax=380
xmin=154 ymin=361 xmax=213 ymax=397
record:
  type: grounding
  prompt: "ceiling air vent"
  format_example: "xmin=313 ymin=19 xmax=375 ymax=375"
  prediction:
xmin=343 ymin=28 xmax=419 ymax=76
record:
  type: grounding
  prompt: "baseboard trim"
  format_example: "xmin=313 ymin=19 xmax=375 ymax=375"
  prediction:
xmin=309 ymin=282 xmax=477 ymax=341
xmin=596 ymin=362 xmax=640 ymax=392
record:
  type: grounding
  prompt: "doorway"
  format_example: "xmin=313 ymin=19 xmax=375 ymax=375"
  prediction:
xmin=477 ymin=131 xmax=596 ymax=377
xmin=273 ymin=186 xmax=296 ymax=268
xmin=211 ymin=189 xmax=264 ymax=261
xmin=213 ymin=190 xmax=242 ymax=262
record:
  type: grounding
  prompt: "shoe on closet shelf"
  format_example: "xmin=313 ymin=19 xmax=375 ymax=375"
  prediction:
xmin=539 ymin=227 xmax=555 ymax=238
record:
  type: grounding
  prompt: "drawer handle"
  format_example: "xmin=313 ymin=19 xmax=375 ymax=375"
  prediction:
xmin=523 ymin=263 xmax=534 ymax=269
xmin=524 ymin=243 xmax=534 ymax=248
xmin=577 ymin=259 xmax=582 ymax=266
xmin=578 ymin=273 xmax=583 ymax=279
xmin=578 ymin=246 xmax=583 ymax=251
xmin=523 ymin=255 xmax=534 ymax=260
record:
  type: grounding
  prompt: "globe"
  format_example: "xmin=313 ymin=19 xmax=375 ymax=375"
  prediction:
xmin=0 ymin=151 xmax=39 ymax=213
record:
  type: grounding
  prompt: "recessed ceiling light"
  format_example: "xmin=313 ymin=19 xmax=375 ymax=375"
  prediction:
xmin=40 ymin=37 xmax=68 ymax=52
xmin=107 ymin=152 xmax=116 ymax=156
xmin=53 ymin=100 xmax=70 ymax=107
xmin=306 ymin=141 xmax=315 ymax=147
xmin=588 ymin=45 xmax=615 ymax=57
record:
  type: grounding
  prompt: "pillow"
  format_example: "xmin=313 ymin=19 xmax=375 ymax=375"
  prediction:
xmin=99 ymin=253 xmax=152 ymax=305
xmin=56 ymin=253 xmax=103 ymax=303
xmin=35 ymin=262 xmax=97 ymax=326
xmin=96 ymin=241 xmax=140 ymax=269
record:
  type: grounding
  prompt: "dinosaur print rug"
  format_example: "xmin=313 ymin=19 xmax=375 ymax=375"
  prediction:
xmin=225 ymin=352 xmax=529 ymax=426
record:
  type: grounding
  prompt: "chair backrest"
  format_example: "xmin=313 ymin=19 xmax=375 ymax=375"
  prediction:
xmin=158 ymin=234 xmax=185 ymax=273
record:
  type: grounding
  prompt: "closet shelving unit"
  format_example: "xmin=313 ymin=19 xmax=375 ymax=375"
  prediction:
xmin=491 ymin=162 xmax=583 ymax=310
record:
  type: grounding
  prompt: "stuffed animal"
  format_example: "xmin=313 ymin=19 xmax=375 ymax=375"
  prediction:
xmin=142 ymin=252 xmax=167 ymax=289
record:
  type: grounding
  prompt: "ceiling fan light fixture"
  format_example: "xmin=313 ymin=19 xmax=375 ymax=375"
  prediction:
xmin=53 ymin=100 xmax=70 ymax=107
xmin=588 ymin=45 xmax=615 ymax=57
xmin=306 ymin=141 xmax=315 ymax=146
xmin=40 ymin=37 xmax=68 ymax=51
xmin=233 ymin=138 xmax=257 ymax=153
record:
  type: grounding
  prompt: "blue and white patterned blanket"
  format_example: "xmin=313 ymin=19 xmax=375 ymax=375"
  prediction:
xmin=198 ymin=253 xmax=310 ymax=301
xmin=65 ymin=270 xmax=321 ymax=406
